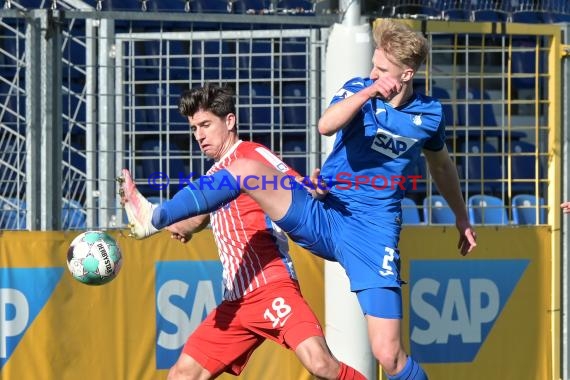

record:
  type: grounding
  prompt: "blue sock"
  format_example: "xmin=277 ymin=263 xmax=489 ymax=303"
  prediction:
xmin=386 ymin=356 xmax=428 ymax=380
xmin=151 ymin=168 xmax=240 ymax=229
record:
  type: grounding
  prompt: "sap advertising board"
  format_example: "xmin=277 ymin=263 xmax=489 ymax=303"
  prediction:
xmin=409 ymin=259 xmax=529 ymax=363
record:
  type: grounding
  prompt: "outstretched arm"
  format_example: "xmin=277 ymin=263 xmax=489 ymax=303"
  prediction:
xmin=424 ymin=147 xmax=477 ymax=255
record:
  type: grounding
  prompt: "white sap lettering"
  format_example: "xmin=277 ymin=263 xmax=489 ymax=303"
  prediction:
xmin=470 ymin=279 xmax=499 ymax=341
xmin=156 ymin=280 xmax=217 ymax=350
xmin=410 ymin=278 xmax=441 ymax=345
xmin=1 ymin=289 xmax=29 ymax=358
xmin=438 ymin=279 xmax=470 ymax=343
xmin=411 ymin=278 xmax=500 ymax=346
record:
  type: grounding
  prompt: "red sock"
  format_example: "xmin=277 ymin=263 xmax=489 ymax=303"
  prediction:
xmin=336 ymin=361 xmax=367 ymax=380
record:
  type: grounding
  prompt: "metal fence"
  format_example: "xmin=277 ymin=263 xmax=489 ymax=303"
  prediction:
xmin=0 ymin=3 xmax=566 ymax=230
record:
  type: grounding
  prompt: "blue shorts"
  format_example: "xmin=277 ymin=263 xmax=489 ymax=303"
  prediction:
xmin=356 ymin=287 xmax=402 ymax=319
xmin=275 ymin=186 xmax=404 ymax=294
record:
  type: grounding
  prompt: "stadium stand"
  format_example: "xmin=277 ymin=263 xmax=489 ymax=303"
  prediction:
xmin=423 ymin=195 xmax=455 ymax=225
xmin=509 ymin=140 xmax=542 ymax=195
xmin=62 ymin=199 xmax=87 ymax=230
xmin=459 ymin=140 xmax=502 ymax=195
xmin=511 ymin=193 xmax=545 ymax=225
xmin=471 ymin=0 xmax=509 ymax=21
xmin=468 ymin=194 xmax=509 ymax=225
xmin=391 ymin=0 xmax=441 ymax=19
xmin=402 ymin=197 xmax=422 ymax=224
xmin=440 ymin=0 xmax=470 ymax=20
xmin=0 ymin=197 xmax=26 ymax=230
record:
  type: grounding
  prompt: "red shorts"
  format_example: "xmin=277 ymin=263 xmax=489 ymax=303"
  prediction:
xmin=183 ymin=279 xmax=324 ymax=376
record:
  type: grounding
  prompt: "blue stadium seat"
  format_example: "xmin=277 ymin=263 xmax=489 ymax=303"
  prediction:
xmin=471 ymin=0 xmax=509 ymax=21
xmin=137 ymin=138 xmax=187 ymax=196
xmin=277 ymin=0 xmax=314 ymax=14
xmin=237 ymin=40 xmax=273 ymax=79
xmin=402 ymin=197 xmax=421 ymax=225
xmin=233 ymin=0 xmax=270 ymax=14
xmin=511 ymin=194 xmax=545 ymax=225
xmin=459 ymin=140 xmax=502 ymax=195
xmin=393 ymin=1 xmax=441 ymax=19
xmin=468 ymin=194 xmax=509 ymax=225
xmin=0 ymin=197 xmax=26 ymax=230
xmin=509 ymin=140 xmax=542 ymax=195
xmin=281 ymin=37 xmax=308 ymax=79
xmin=282 ymin=81 xmax=307 ymax=128
xmin=194 ymin=0 xmax=230 ymax=13
xmin=423 ymin=195 xmax=455 ymax=224
xmin=62 ymin=199 xmax=87 ymax=230
xmin=440 ymin=0 xmax=470 ymax=20
xmin=406 ymin=154 xmax=429 ymax=195
xmin=238 ymin=82 xmax=272 ymax=129
xmin=456 ymin=86 xmax=496 ymax=128
xmin=283 ymin=136 xmax=307 ymax=175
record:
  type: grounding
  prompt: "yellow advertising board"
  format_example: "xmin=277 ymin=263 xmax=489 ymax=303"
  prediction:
xmin=0 ymin=226 xmax=556 ymax=380
xmin=0 ymin=230 xmax=322 ymax=380
xmin=398 ymin=226 xmax=554 ymax=380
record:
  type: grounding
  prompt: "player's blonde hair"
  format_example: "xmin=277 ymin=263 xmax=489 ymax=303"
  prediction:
xmin=372 ymin=19 xmax=428 ymax=71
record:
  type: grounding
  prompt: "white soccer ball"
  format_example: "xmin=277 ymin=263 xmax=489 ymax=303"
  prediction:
xmin=66 ymin=230 xmax=123 ymax=285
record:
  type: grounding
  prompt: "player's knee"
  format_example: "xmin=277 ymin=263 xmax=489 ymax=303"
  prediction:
xmin=372 ymin=344 xmax=402 ymax=375
xmin=167 ymin=354 xmax=212 ymax=380
xmin=304 ymin=355 xmax=339 ymax=379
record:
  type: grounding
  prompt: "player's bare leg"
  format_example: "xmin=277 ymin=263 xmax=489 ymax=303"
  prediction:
xmin=168 ymin=352 xmax=212 ymax=380
xmin=117 ymin=169 xmax=159 ymax=239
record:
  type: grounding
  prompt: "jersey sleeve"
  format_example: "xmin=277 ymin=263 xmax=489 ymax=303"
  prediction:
xmin=238 ymin=143 xmax=300 ymax=177
xmin=422 ymin=103 xmax=447 ymax=152
xmin=329 ymin=77 xmax=368 ymax=107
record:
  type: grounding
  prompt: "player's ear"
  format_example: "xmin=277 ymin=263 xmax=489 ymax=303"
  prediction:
xmin=401 ymin=68 xmax=414 ymax=83
xmin=225 ymin=113 xmax=236 ymax=131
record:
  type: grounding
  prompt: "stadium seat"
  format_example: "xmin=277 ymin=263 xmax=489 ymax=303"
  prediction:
xmin=440 ymin=0 xmax=470 ymax=20
xmin=277 ymin=0 xmax=314 ymax=14
xmin=456 ymin=85 xmax=496 ymax=128
xmin=402 ymin=197 xmax=421 ymax=225
xmin=511 ymin=194 xmax=545 ymax=225
xmin=509 ymin=140 xmax=542 ymax=195
xmin=0 ymin=197 xmax=26 ymax=230
xmin=393 ymin=1 xmax=441 ymax=19
xmin=406 ymin=154 xmax=429 ymax=195
xmin=137 ymin=138 xmax=187 ymax=196
xmin=237 ymin=82 xmax=273 ymax=130
xmin=62 ymin=199 xmax=87 ymax=230
xmin=233 ymin=0 xmax=271 ymax=14
xmin=194 ymin=0 xmax=230 ymax=13
xmin=283 ymin=136 xmax=307 ymax=175
xmin=468 ymin=194 xmax=509 ymax=225
xmin=423 ymin=195 xmax=455 ymax=224
xmin=281 ymin=37 xmax=308 ymax=79
xmin=459 ymin=140 xmax=502 ymax=195
xmin=282 ymin=81 xmax=307 ymax=128
xmin=471 ymin=0 xmax=509 ymax=21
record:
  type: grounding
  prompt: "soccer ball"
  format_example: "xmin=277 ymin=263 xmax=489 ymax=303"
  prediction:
xmin=67 ymin=230 xmax=123 ymax=285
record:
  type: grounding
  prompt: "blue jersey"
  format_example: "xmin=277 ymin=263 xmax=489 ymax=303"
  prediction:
xmin=276 ymin=76 xmax=448 ymax=293
xmin=321 ymin=77 xmax=446 ymax=218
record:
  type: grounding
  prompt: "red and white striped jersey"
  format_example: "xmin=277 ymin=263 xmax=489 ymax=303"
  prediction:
xmin=207 ymin=140 xmax=299 ymax=301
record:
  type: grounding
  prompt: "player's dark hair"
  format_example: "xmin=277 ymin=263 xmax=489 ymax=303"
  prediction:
xmin=178 ymin=83 xmax=236 ymax=119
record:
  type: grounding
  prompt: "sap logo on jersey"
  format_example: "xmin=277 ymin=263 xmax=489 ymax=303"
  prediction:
xmin=0 ymin=267 xmax=64 ymax=370
xmin=371 ymin=128 xmax=417 ymax=159
xmin=155 ymin=261 xmax=223 ymax=369
xmin=409 ymin=259 xmax=529 ymax=363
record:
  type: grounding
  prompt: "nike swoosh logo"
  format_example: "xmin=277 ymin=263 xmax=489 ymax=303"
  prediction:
xmin=376 ymin=108 xmax=386 ymax=114
xmin=279 ymin=314 xmax=292 ymax=327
